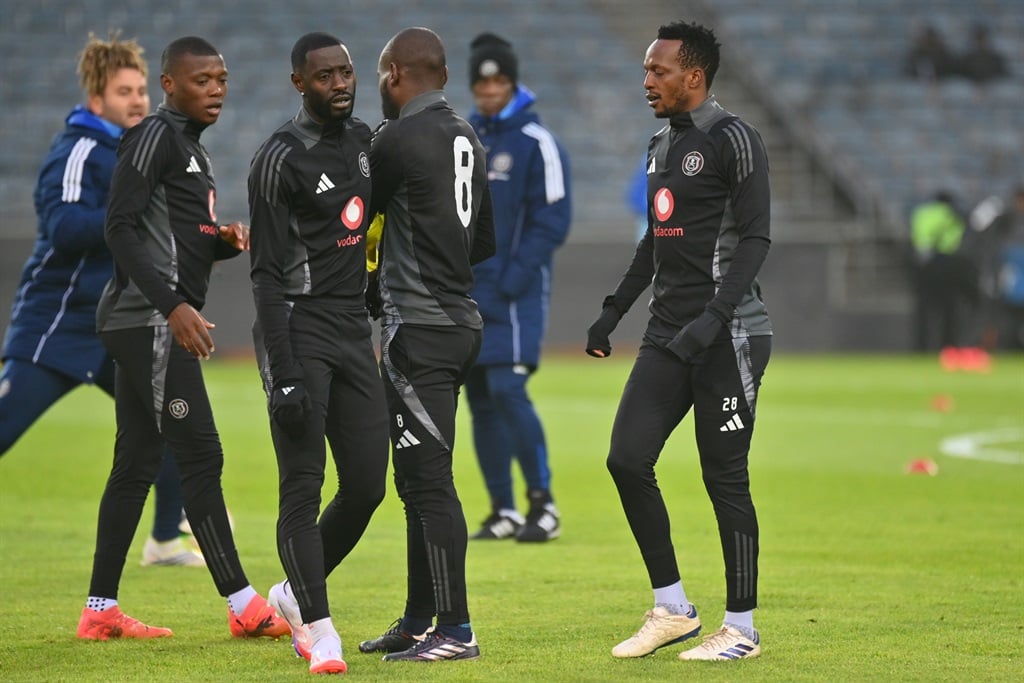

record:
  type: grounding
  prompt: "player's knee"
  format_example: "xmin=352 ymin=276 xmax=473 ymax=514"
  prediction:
xmin=607 ymin=447 xmax=648 ymax=483
xmin=359 ymin=477 xmax=387 ymax=511
xmin=701 ymin=467 xmax=752 ymax=506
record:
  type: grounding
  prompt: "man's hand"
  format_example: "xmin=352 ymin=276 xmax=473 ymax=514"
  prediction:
xmin=168 ymin=303 xmax=216 ymax=360
xmin=586 ymin=298 xmax=623 ymax=358
xmin=271 ymin=381 xmax=311 ymax=439
xmin=666 ymin=310 xmax=724 ymax=364
xmin=219 ymin=221 xmax=250 ymax=251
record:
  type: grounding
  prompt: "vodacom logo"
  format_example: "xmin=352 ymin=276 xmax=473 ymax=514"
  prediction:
xmin=341 ymin=196 xmax=364 ymax=231
xmin=653 ymin=187 xmax=674 ymax=222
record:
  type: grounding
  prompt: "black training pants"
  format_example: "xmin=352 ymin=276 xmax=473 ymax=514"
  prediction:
xmin=380 ymin=323 xmax=481 ymax=628
xmin=92 ymin=326 xmax=247 ymax=598
xmin=606 ymin=333 xmax=771 ymax=613
xmin=255 ymin=303 xmax=389 ymax=624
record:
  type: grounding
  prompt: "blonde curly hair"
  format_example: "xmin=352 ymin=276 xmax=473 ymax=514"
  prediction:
xmin=77 ymin=30 xmax=147 ymax=97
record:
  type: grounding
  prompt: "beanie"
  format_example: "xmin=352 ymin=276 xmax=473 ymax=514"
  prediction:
xmin=468 ymin=32 xmax=518 ymax=86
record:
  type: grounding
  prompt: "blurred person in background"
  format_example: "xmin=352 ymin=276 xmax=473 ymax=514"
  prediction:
xmin=969 ymin=186 xmax=1024 ymax=348
xmin=0 ymin=32 xmax=202 ymax=568
xmin=909 ymin=190 xmax=976 ymax=353
xmin=956 ymin=22 xmax=1010 ymax=84
xmin=463 ymin=32 xmax=571 ymax=543
xmin=903 ymin=23 xmax=956 ymax=82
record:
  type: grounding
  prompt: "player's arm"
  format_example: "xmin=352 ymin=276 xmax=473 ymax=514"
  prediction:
xmin=37 ymin=138 xmax=109 ymax=254
xmin=368 ymin=120 xmax=401 ymax=217
xmin=471 ymin=186 xmax=496 ymax=265
xmin=248 ymin=141 xmax=303 ymax=384
xmin=585 ymin=224 xmax=655 ymax=358
xmin=705 ymin=121 xmax=771 ymax=320
xmin=608 ymin=226 xmax=656 ymax=314
xmin=104 ymin=120 xmax=186 ymax=318
xmin=498 ymin=134 xmax=571 ymax=298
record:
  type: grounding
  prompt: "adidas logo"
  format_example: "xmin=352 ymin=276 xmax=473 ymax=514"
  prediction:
xmin=281 ymin=386 xmax=294 ymax=395
xmin=185 ymin=155 xmax=202 ymax=173
xmin=315 ymin=173 xmax=335 ymax=194
xmin=488 ymin=518 xmax=519 ymax=538
xmin=719 ymin=642 xmax=758 ymax=658
xmin=394 ymin=429 xmax=421 ymax=449
xmin=535 ymin=510 xmax=559 ymax=532
xmin=419 ymin=642 xmax=472 ymax=659
xmin=719 ymin=414 xmax=745 ymax=432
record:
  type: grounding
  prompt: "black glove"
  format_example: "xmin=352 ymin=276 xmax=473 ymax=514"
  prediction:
xmin=666 ymin=310 xmax=725 ymax=364
xmin=586 ymin=296 xmax=623 ymax=358
xmin=365 ymin=270 xmax=382 ymax=320
xmin=271 ymin=381 xmax=311 ymax=439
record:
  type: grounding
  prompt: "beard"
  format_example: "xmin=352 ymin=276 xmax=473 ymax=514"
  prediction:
xmin=380 ymin=83 xmax=400 ymax=119
xmin=309 ymin=95 xmax=352 ymax=124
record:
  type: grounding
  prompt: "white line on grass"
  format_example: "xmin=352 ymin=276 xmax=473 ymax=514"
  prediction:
xmin=940 ymin=428 xmax=1024 ymax=465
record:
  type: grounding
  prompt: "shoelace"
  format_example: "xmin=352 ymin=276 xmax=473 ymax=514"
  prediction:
xmin=381 ymin=618 xmax=403 ymax=636
xmin=698 ymin=627 xmax=742 ymax=651
xmin=636 ymin=610 xmax=663 ymax=634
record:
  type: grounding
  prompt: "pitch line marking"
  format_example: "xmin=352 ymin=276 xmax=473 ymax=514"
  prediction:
xmin=940 ymin=428 xmax=1024 ymax=465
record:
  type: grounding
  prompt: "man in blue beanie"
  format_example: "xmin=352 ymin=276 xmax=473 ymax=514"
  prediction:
xmin=464 ymin=32 xmax=572 ymax=543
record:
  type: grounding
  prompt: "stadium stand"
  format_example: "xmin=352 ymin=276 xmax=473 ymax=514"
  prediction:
xmin=702 ymin=0 xmax=1024 ymax=237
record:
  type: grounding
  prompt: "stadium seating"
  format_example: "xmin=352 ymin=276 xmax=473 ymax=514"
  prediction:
xmin=0 ymin=0 xmax=655 ymax=242
xmin=705 ymin=0 xmax=1024 ymax=235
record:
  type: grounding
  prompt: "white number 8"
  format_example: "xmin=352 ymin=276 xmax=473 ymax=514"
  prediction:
xmin=453 ymin=135 xmax=474 ymax=228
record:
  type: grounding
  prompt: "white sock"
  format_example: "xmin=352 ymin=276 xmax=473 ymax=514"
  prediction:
xmin=226 ymin=585 xmax=259 ymax=616
xmin=498 ymin=508 xmax=525 ymax=524
xmin=309 ymin=617 xmax=340 ymax=650
xmin=724 ymin=610 xmax=755 ymax=636
xmin=86 ymin=597 xmax=117 ymax=612
xmin=653 ymin=581 xmax=690 ymax=615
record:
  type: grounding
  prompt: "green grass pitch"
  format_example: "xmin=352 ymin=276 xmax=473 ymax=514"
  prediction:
xmin=0 ymin=352 xmax=1021 ymax=681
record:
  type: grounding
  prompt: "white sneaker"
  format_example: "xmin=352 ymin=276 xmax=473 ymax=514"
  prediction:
xmin=678 ymin=625 xmax=761 ymax=661
xmin=267 ymin=581 xmax=312 ymax=660
xmin=611 ymin=605 xmax=701 ymax=657
xmin=140 ymin=536 xmax=205 ymax=567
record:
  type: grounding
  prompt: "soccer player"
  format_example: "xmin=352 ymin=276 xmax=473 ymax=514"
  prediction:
xmin=249 ymin=32 xmax=389 ymax=675
xmin=463 ymin=32 xmax=572 ymax=543
xmin=358 ymin=27 xmax=495 ymax=662
xmin=0 ymin=32 xmax=202 ymax=568
xmin=77 ymin=36 xmax=289 ymax=641
xmin=586 ymin=21 xmax=772 ymax=661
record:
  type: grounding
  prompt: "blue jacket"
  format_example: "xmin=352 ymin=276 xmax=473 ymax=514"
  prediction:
xmin=469 ymin=86 xmax=571 ymax=367
xmin=2 ymin=107 xmax=123 ymax=383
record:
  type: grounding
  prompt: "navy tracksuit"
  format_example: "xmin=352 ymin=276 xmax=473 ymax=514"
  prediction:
xmin=465 ymin=85 xmax=571 ymax=512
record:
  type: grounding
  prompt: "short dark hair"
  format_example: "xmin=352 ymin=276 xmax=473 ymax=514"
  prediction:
xmin=657 ymin=21 xmax=721 ymax=88
xmin=161 ymin=36 xmax=219 ymax=74
xmin=291 ymin=32 xmax=342 ymax=72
